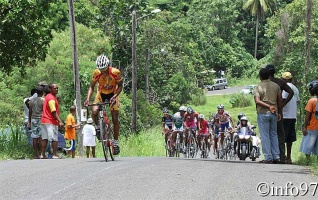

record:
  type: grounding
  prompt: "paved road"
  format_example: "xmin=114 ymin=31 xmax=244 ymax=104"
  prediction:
xmin=1 ymin=156 xmax=317 ymax=200
xmin=207 ymin=86 xmax=246 ymax=96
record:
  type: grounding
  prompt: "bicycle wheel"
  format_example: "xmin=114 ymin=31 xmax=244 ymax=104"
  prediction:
xmin=100 ymin=119 xmax=108 ymax=162
xmin=201 ymin=139 xmax=206 ymax=158
xmin=106 ymin=126 xmax=115 ymax=161
xmin=175 ymin=136 xmax=180 ymax=157
xmin=166 ymin=139 xmax=170 ymax=157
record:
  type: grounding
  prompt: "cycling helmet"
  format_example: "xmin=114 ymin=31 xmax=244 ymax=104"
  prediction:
xmin=307 ymin=80 xmax=318 ymax=95
xmin=198 ymin=114 xmax=204 ymax=119
xmin=217 ymin=104 xmax=224 ymax=109
xmin=163 ymin=108 xmax=169 ymax=113
xmin=240 ymin=116 xmax=248 ymax=121
xmin=187 ymin=106 xmax=194 ymax=114
xmin=179 ymin=106 xmax=187 ymax=112
xmin=96 ymin=54 xmax=110 ymax=70
xmin=238 ymin=113 xmax=245 ymax=120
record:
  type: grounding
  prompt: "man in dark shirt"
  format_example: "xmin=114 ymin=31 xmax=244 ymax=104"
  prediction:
xmin=265 ymin=64 xmax=294 ymax=163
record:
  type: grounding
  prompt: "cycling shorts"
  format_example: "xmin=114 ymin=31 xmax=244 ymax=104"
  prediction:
xmin=220 ymin=121 xmax=230 ymax=132
xmin=94 ymin=92 xmax=119 ymax=111
xmin=185 ymin=122 xmax=196 ymax=129
xmin=165 ymin=124 xmax=173 ymax=130
xmin=198 ymin=129 xmax=209 ymax=135
xmin=173 ymin=126 xmax=184 ymax=132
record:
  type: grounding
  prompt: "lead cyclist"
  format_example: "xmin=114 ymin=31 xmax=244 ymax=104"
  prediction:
xmin=84 ymin=54 xmax=123 ymax=155
xmin=171 ymin=106 xmax=187 ymax=152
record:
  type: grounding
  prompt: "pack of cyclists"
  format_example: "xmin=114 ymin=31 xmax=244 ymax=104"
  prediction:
xmin=162 ymin=104 xmax=257 ymax=159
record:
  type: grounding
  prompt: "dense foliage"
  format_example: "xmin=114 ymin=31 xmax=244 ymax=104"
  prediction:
xmin=0 ymin=0 xmax=317 ymax=136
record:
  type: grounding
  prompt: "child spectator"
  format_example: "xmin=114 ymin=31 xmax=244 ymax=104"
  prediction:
xmin=82 ymin=118 xmax=96 ymax=158
xmin=64 ymin=106 xmax=80 ymax=158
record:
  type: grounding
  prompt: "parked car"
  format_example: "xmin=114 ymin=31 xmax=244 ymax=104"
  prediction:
xmin=240 ymin=85 xmax=256 ymax=94
xmin=210 ymin=78 xmax=228 ymax=90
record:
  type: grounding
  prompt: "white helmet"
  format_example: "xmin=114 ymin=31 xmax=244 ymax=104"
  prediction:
xmin=179 ymin=106 xmax=187 ymax=112
xmin=240 ymin=116 xmax=248 ymax=121
xmin=198 ymin=114 xmax=204 ymax=119
xmin=96 ymin=54 xmax=110 ymax=70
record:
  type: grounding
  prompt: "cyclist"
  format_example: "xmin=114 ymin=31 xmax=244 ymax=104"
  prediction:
xmin=197 ymin=114 xmax=210 ymax=153
xmin=210 ymin=113 xmax=220 ymax=155
xmin=171 ymin=106 xmax=187 ymax=152
xmin=212 ymin=104 xmax=234 ymax=157
xmin=84 ymin=54 xmax=123 ymax=155
xmin=183 ymin=106 xmax=199 ymax=149
xmin=162 ymin=108 xmax=174 ymax=149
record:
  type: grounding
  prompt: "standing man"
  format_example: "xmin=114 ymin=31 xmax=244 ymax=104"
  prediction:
xmin=40 ymin=83 xmax=64 ymax=159
xmin=265 ymin=64 xmax=294 ymax=163
xmin=28 ymin=87 xmax=44 ymax=159
xmin=84 ymin=54 xmax=123 ymax=155
xmin=254 ymin=68 xmax=283 ymax=164
xmin=282 ymin=72 xmax=300 ymax=164
xmin=24 ymin=88 xmax=37 ymax=145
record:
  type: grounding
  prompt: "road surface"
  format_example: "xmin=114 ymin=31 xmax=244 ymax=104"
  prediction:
xmin=1 ymin=156 xmax=317 ymax=200
xmin=206 ymin=86 xmax=246 ymax=96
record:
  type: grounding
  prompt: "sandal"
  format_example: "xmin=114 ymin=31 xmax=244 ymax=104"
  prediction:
xmin=52 ymin=156 xmax=59 ymax=159
xmin=259 ymin=160 xmax=273 ymax=164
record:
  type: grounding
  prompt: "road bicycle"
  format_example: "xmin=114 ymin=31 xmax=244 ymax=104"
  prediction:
xmin=173 ymin=130 xmax=184 ymax=157
xmin=199 ymin=134 xmax=209 ymax=159
xmin=186 ymin=128 xmax=197 ymax=158
xmin=165 ymin=130 xmax=176 ymax=157
xmin=224 ymin=130 xmax=235 ymax=160
xmin=86 ymin=100 xmax=114 ymax=162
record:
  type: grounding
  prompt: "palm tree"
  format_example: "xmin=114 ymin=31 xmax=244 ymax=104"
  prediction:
xmin=243 ymin=0 xmax=276 ymax=58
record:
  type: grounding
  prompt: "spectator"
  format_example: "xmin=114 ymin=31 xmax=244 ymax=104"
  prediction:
xmin=265 ymin=64 xmax=294 ymax=164
xmin=24 ymin=88 xmax=37 ymax=145
xmin=281 ymin=72 xmax=300 ymax=164
xmin=28 ymin=87 xmax=44 ymax=159
xmin=40 ymin=83 xmax=64 ymax=159
xmin=82 ymin=118 xmax=96 ymax=158
xmin=300 ymin=80 xmax=318 ymax=164
xmin=254 ymin=68 xmax=283 ymax=164
xmin=64 ymin=106 xmax=80 ymax=158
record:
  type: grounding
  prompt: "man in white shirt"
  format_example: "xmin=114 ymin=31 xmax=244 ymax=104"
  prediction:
xmin=282 ymin=72 xmax=300 ymax=164
xmin=24 ymin=88 xmax=37 ymax=145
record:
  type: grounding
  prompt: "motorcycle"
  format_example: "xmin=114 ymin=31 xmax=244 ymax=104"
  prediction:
xmin=236 ymin=127 xmax=252 ymax=161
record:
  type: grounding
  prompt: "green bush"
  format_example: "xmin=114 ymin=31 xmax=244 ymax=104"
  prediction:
xmin=190 ymin=88 xmax=207 ymax=106
xmin=229 ymin=93 xmax=252 ymax=108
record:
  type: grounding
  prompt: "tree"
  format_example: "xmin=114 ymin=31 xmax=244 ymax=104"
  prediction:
xmin=243 ymin=0 xmax=276 ymax=58
xmin=0 ymin=0 xmax=59 ymax=73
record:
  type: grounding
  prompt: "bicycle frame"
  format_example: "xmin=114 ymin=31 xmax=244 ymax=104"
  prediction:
xmin=86 ymin=100 xmax=115 ymax=162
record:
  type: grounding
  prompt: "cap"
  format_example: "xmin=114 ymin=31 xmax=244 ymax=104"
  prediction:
xmin=87 ymin=118 xmax=93 ymax=124
xmin=265 ymin=65 xmax=275 ymax=73
xmin=282 ymin=72 xmax=292 ymax=79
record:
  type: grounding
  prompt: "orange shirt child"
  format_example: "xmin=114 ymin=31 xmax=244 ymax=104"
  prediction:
xmin=65 ymin=113 xmax=76 ymax=140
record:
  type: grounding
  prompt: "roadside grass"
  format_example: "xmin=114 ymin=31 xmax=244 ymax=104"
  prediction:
xmin=92 ymin=127 xmax=165 ymax=158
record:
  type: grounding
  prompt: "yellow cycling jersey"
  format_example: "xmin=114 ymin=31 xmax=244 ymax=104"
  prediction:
xmin=92 ymin=67 xmax=122 ymax=95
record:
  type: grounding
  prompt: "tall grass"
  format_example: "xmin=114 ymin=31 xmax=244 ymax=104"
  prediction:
xmin=0 ymin=126 xmax=32 ymax=159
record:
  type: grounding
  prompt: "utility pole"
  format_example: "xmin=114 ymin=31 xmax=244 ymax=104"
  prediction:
xmin=68 ymin=0 xmax=83 ymax=157
xmin=132 ymin=10 xmax=137 ymax=133
xmin=145 ymin=48 xmax=150 ymax=103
